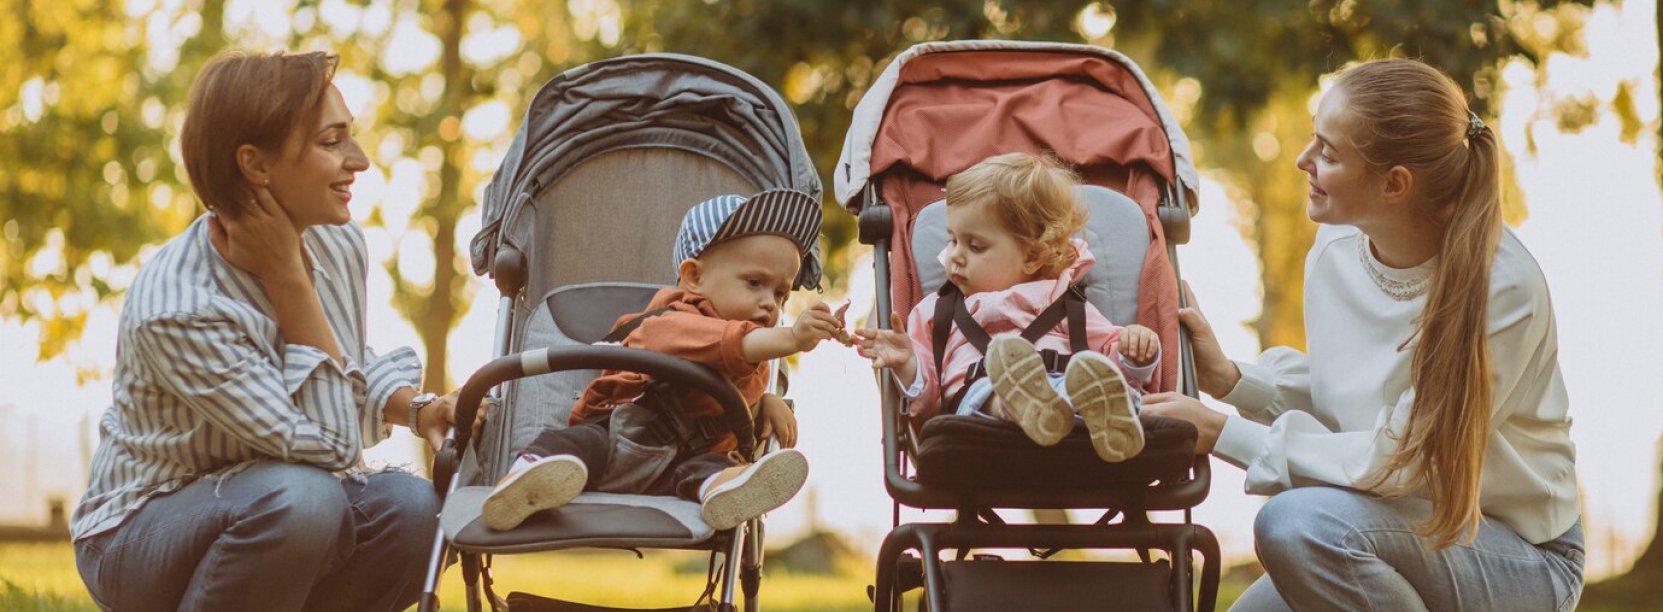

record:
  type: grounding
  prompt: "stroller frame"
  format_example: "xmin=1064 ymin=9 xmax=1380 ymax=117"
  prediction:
xmin=837 ymin=40 xmax=1222 ymax=611
xmin=419 ymin=51 xmax=822 ymax=612
xmin=858 ymin=200 xmax=1220 ymax=612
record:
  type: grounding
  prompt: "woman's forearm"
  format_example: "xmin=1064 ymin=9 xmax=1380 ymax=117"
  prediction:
xmin=1199 ymin=361 xmax=1242 ymax=399
xmin=264 ymin=271 xmax=345 ymax=365
xmin=382 ymin=386 xmax=417 ymax=429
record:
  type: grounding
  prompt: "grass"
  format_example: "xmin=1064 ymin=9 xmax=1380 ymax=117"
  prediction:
xmin=11 ymin=539 xmax=1654 ymax=610
xmin=0 ymin=541 xmax=874 ymax=611
xmin=0 ymin=542 xmax=98 ymax=612
xmin=439 ymin=548 xmax=874 ymax=610
xmin=1 ymin=540 xmax=1226 ymax=611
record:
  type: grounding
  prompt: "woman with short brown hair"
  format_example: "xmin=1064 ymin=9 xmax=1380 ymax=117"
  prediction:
xmin=72 ymin=50 xmax=457 ymax=611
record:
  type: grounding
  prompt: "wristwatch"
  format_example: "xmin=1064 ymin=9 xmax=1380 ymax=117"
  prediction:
xmin=408 ymin=392 xmax=439 ymax=432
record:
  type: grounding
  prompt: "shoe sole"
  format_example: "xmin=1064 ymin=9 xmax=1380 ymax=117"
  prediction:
xmin=701 ymin=450 xmax=809 ymax=531
xmin=482 ymin=457 xmax=587 ymax=531
xmin=986 ymin=334 xmax=1073 ymax=446
xmin=1068 ymin=353 xmax=1144 ymax=463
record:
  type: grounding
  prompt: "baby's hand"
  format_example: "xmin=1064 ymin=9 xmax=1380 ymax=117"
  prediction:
xmin=1119 ymin=324 xmax=1159 ymax=367
xmin=854 ymin=312 xmax=917 ymax=380
xmin=755 ymin=393 xmax=797 ymax=448
xmin=790 ymin=301 xmax=842 ymax=352
xmin=830 ymin=300 xmax=855 ymax=346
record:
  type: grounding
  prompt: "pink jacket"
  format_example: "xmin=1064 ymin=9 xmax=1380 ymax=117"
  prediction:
xmin=903 ymin=239 xmax=1154 ymax=422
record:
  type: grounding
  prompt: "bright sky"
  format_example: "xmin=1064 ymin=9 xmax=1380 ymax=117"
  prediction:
xmin=5 ymin=0 xmax=1661 ymax=581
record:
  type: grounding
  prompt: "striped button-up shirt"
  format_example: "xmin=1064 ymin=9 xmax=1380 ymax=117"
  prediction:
xmin=71 ymin=217 xmax=423 ymax=541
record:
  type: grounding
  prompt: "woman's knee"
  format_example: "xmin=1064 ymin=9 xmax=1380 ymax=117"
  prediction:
xmin=239 ymin=462 xmax=353 ymax=537
xmin=361 ymin=471 xmax=440 ymax=550
xmin=1253 ymin=488 xmax=1376 ymax=569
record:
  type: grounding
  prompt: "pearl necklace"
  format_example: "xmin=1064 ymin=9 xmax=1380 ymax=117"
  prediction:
xmin=1357 ymin=235 xmax=1431 ymax=301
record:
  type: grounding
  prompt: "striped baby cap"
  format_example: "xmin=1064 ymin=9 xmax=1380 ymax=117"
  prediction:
xmin=673 ymin=188 xmax=823 ymax=290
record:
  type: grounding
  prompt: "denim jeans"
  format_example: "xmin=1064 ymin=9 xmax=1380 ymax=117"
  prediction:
xmin=74 ymin=461 xmax=440 ymax=612
xmin=1230 ymin=487 xmax=1585 ymax=612
xmin=522 ymin=405 xmax=738 ymax=501
xmin=956 ymin=374 xmax=1143 ymax=417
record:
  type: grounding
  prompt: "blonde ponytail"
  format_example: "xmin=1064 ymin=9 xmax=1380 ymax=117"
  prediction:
xmin=1338 ymin=60 xmax=1504 ymax=548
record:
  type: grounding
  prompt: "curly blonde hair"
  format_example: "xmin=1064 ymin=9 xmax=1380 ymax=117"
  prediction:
xmin=945 ymin=152 xmax=1086 ymax=278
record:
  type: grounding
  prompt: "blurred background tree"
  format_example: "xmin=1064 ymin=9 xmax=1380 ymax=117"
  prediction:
xmin=7 ymin=0 xmax=1662 ymax=597
xmin=0 ymin=0 xmax=1617 ymax=379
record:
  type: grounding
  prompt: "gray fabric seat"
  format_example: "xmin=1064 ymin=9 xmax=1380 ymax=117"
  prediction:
xmin=442 ymin=489 xmax=713 ymax=553
xmin=441 ymin=282 xmax=724 ymax=553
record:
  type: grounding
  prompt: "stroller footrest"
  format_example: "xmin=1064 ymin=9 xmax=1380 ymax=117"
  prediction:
xmin=505 ymin=591 xmax=709 ymax=612
xmin=940 ymin=559 xmax=1175 ymax=612
xmin=915 ymin=415 xmax=1197 ymax=489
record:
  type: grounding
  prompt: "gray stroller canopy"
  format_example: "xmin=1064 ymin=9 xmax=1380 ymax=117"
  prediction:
xmin=469 ymin=53 xmax=823 ymax=279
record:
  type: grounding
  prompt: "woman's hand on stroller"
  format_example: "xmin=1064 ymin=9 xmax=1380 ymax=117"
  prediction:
xmin=1178 ymin=281 xmax=1241 ymax=398
xmin=755 ymin=393 xmax=797 ymax=448
xmin=854 ymin=313 xmax=918 ymax=384
xmin=1140 ymin=392 xmax=1225 ymax=455
xmin=415 ymin=390 xmax=465 ymax=451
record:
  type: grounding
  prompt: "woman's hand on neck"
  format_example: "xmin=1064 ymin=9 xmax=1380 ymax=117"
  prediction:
xmin=207 ymin=187 xmax=342 ymax=364
xmin=209 ymin=186 xmax=310 ymax=285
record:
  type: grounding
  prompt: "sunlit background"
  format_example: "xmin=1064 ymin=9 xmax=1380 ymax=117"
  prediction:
xmin=2 ymin=0 xmax=1660 ymax=606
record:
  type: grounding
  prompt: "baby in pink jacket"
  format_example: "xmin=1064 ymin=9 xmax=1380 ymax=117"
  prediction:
xmin=855 ymin=152 xmax=1159 ymax=462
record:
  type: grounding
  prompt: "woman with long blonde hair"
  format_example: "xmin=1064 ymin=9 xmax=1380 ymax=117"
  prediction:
xmin=1144 ymin=59 xmax=1583 ymax=610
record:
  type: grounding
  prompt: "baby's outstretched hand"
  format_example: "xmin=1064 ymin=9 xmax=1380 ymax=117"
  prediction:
xmin=791 ymin=301 xmax=841 ymax=352
xmin=1119 ymin=324 xmax=1159 ymax=367
xmin=854 ymin=312 xmax=917 ymax=377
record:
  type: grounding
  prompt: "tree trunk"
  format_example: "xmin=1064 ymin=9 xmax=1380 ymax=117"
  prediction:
xmin=419 ymin=0 xmax=469 ymax=393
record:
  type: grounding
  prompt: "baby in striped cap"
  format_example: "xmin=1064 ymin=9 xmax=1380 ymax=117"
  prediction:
xmin=484 ymin=189 xmax=845 ymax=532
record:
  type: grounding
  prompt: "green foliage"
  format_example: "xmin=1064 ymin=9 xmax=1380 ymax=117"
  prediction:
xmin=1 ymin=0 xmax=228 ymax=357
xmin=0 ymin=0 xmax=1610 ymax=366
xmin=540 ymin=0 xmax=1597 ymax=348
xmin=1101 ymin=0 xmax=1596 ymax=347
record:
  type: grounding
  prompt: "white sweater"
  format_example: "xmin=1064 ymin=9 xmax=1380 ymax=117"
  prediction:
xmin=1213 ymin=224 xmax=1579 ymax=545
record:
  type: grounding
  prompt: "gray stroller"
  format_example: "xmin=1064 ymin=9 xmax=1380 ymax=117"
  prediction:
xmin=419 ymin=53 xmax=821 ymax=612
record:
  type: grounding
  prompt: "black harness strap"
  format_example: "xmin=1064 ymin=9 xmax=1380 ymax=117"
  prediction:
xmin=929 ymin=283 xmax=1092 ymax=415
xmin=602 ymin=307 xmax=674 ymax=343
xmin=600 ymin=307 xmax=736 ymax=456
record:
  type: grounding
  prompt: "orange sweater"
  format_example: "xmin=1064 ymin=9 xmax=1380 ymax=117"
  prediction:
xmin=568 ymin=288 xmax=768 ymax=453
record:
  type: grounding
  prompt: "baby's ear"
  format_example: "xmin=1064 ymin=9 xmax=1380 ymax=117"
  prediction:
xmin=1022 ymin=244 xmax=1046 ymax=275
xmin=676 ymin=258 xmax=702 ymax=290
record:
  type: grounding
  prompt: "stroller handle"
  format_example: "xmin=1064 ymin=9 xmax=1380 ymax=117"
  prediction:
xmin=448 ymin=345 xmax=757 ymax=467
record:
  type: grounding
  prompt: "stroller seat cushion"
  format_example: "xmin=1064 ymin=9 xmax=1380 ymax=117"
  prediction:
xmin=442 ymin=488 xmax=715 ymax=553
xmin=913 ymin=414 xmax=1196 ymax=490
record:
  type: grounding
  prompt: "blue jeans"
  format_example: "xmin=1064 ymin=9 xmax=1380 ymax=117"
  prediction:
xmin=955 ymin=374 xmax=1142 ymax=417
xmin=74 ymin=461 xmax=439 ymax=612
xmin=1231 ymin=487 xmax=1584 ymax=612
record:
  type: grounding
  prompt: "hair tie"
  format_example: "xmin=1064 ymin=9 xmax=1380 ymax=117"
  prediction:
xmin=1466 ymin=111 xmax=1485 ymax=139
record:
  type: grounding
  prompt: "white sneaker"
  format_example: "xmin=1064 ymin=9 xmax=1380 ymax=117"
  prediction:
xmin=700 ymin=449 xmax=809 ymax=531
xmin=1067 ymin=351 xmax=1144 ymax=463
xmin=482 ymin=454 xmax=588 ymax=531
xmin=986 ymin=334 xmax=1073 ymax=446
